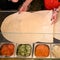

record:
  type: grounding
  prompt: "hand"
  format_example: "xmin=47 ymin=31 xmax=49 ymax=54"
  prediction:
xmin=19 ymin=0 xmax=32 ymax=13
xmin=51 ymin=10 xmax=58 ymax=24
xmin=19 ymin=4 xmax=28 ymax=13
xmin=51 ymin=6 xmax=60 ymax=24
xmin=11 ymin=0 xmax=18 ymax=3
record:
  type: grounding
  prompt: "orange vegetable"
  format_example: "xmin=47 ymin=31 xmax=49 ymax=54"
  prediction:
xmin=35 ymin=44 xmax=50 ymax=57
xmin=0 ymin=44 xmax=14 ymax=56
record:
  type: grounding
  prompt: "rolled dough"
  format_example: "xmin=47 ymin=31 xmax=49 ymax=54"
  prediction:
xmin=54 ymin=11 xmax=60 ymax=40
xmin=1 ymin=10 xmax=53 ymax=44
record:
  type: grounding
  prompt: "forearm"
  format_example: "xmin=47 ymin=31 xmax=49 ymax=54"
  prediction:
xmin=22 ymin=0 xmax=32 ymax=7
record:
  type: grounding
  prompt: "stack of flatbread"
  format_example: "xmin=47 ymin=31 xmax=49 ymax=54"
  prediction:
xmin=1 ymin=10 xmax=53 ymax=44
xmin=54 ymin=11 xmax=60 ymax=40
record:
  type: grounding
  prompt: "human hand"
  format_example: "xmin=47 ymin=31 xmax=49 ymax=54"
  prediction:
xmin=19 ymin=4 xmax=28 ymax=13
xmin=11 ymin=0 xmax=18 ymax=3
xmin=18 ymin=0 xmax=32 ymax=13
xmin=51 ymin=10 xmax=58 ymax=24
xmin=51 ymin=6 xmax=60 ymax=24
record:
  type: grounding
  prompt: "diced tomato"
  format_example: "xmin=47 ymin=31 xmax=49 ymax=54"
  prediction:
xmin=0 ymin=44 xmax=14 ymax=56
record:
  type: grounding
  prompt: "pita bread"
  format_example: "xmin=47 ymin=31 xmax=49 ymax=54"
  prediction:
xmin=1 ymin=10 xmax=53 ymax=44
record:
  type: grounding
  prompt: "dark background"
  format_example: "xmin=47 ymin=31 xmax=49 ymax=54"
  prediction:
xmin=0 ymin=0 xmax=25 ymax=10
xmin=0 ymin=11 xmax=16 ymax=42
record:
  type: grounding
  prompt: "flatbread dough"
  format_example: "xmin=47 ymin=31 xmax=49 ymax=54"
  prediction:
xmin=54 ymin=11 xmax=60 ymax=40
xmin=1 ymin=10 xmax=53 ymax=44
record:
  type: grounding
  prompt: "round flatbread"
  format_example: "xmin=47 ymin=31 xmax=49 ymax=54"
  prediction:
xmin=1 ymin=11 xmax=53 ymax=44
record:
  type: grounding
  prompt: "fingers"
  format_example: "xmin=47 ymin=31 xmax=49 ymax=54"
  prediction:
xmin=51 ymin=11 xmax=58 ymax=24
xmin=19 ymin=7 xmax=25 ymax=13
xmin=11 ymin=0 xmax=19 ymax=3
xmin=18 ymin=0 xmax=32 ymax=13
xmin=18 ymin=5 xmax=28 ymax=13
xmin=51 ymin=19 xmax=57 ymax=24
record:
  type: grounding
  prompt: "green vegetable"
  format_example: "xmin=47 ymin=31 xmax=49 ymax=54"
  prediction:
xmin=17 ymin=44 xmax=31 ymax=57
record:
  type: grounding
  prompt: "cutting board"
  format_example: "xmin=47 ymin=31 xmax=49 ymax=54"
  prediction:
xmin=1 ymin=10 xmax=53 ymax=44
